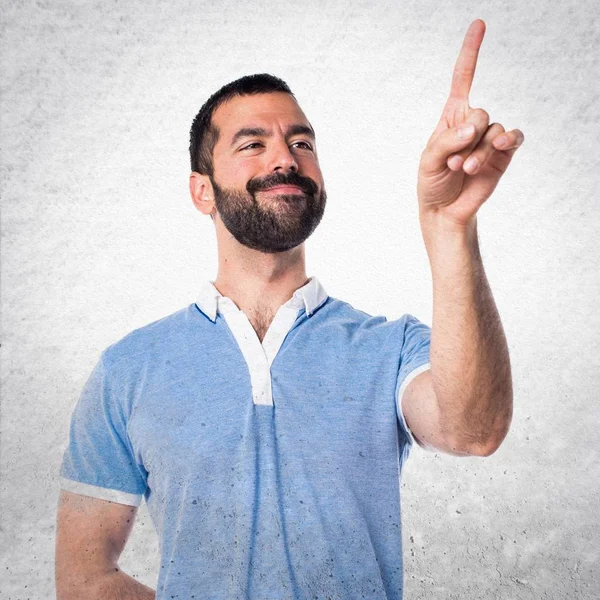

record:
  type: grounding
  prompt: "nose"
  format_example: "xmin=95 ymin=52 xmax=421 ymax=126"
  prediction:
xmin=267 ymin=138 xmax=298 ymax=173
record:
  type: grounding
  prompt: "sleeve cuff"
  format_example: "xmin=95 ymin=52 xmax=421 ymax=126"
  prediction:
xmin=59 ymin=477 xmax=143 ymax=507
xmin=397 ymin=362 xmax=431 ymax=446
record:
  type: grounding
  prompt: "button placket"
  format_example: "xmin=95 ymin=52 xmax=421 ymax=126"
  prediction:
xmin=205 ymin=282 xmax=319 ymax=407
xmin=262 ymin=306 xmax=302 ymax=367
xmin=222 ymin=310 xmax=273 ymax=406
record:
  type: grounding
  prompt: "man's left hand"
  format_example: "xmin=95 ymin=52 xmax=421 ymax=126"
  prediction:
xmin=417 ymin=19 xmax=524 ymax=232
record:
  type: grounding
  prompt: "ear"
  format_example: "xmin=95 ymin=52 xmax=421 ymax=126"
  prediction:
xmin=189 ymin=172 xmax=216 ymax=219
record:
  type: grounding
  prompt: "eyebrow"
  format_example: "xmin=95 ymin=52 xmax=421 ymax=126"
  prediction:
xmin=230 ymin=124 xmax=315 ymax=147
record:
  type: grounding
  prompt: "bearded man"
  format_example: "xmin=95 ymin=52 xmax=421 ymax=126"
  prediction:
xmin=56 ymin=19 xmax=522 ymax=600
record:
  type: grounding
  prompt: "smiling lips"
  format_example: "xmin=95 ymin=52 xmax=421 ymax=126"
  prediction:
xmin=261 ymin=185 xmax=305 ymax=195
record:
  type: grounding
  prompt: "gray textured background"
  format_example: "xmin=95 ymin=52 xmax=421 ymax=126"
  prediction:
xmin=1 ymin=0 xmax=599 ymax=598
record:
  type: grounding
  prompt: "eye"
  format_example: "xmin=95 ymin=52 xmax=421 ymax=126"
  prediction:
xmin=240 ymin=141 xmax=313 ymax=151
xmin=292 ymin=141 xmax=313 ymax=150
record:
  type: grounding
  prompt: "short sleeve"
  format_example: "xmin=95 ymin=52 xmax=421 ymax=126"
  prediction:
xmin=395 ymin=314 xmax=432 ymax=448
xmin=59 ymin=353 xmax=148 ymax=506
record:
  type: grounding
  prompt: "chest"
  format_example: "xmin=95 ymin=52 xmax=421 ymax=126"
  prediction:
xmin=247 ymin=306 xmax=275 ymax=343
xmin=126 ymin=329 xmax=400 ymax=484
xmin=123 ymin=309 xmax=406 ymax=503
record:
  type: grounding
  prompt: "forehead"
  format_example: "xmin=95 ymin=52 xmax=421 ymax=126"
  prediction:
xmin=212 ymin=92 xmax=310 ymax=144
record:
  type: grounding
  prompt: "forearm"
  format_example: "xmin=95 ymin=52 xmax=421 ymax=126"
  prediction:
xmin=420 ymin=215 xmax=513 ymax=455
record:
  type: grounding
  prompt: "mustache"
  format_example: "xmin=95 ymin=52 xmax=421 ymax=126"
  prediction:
xmin=246 ymin=171 xmax=319 ymax=196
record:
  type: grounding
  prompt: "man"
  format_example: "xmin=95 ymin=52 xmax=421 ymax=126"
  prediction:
xmin=55 ymin=19 xmax=522 ymax=600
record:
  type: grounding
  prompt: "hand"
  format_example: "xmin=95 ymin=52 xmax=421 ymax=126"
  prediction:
xmin=417 ymin=19 xmax=524 ymax=232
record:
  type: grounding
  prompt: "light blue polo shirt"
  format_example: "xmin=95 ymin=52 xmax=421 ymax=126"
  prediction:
xmin=59 ymin=276 xmax=431 ymax=600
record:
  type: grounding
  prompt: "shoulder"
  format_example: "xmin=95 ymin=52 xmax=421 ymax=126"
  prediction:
xmin=101 ymin=303 xmax=197 ymax=373
xmin=319 ymin=296 xmax=418 ymax=340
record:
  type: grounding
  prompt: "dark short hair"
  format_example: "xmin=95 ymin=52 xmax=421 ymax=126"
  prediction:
xmin=189 ymin=73 xmax=295 ymax=176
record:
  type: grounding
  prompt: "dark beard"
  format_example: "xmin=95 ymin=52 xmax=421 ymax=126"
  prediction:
xmin=210 ymin=171 xmax=327 ymax=253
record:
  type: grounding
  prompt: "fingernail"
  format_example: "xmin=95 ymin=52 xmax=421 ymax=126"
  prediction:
xmin=458 ymin=124 xmax=475 ymax=140
xmin=448 ymin=154 xmax=464 ymax=170
xmin=464 ymin=156 xmax=479 ymax=173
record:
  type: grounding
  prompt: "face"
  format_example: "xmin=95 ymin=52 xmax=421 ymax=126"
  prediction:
xmin=208 ymin=92 xmax=327 ymax=253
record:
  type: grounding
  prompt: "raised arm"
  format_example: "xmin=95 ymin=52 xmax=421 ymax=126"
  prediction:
xmin=402 ymin=19 xmax=522 ymax=456
xmin=55 ymin=490 xmax=156 ymax=600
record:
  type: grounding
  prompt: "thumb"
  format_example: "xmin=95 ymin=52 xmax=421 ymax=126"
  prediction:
xmin=421 ymin=123 xmax=477 ymax=174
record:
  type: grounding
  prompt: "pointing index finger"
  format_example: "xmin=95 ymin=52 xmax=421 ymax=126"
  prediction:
xmin=449 ymin=19 xmax=486 ymax=101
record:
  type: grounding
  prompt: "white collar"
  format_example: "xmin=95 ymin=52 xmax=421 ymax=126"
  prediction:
xmin=195 ymin=276 xmax=328 ymax=323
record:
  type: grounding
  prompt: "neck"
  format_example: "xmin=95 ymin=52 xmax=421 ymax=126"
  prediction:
xmin=212 ymin=223 xmax=309 ymax=316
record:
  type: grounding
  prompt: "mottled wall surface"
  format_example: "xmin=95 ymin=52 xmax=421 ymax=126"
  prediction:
xmin=1 ymin=0 xmax=598 ymax=598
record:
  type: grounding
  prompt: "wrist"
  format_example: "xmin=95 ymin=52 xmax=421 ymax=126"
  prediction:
xmin=419 ymin=211 xmax=481 ymax=270
xmin=420 ymin=207 xmax=477 ymax=242
xmin=419 ymin=207 xmax=477 ymax=236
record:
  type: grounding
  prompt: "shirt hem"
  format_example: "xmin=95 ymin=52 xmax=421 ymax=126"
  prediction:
xmin=59 ymin=477 xmax=143 ymax=507
xmin=397 ymin=362 xmax=432 ymax=446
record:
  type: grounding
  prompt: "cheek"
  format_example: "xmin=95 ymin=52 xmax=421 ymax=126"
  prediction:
xmin=298 ymin=157 xmax=322 ymax=181
xmin=308 ymin=165 xmax=324 ymax=189
xmin=219 ymin=160 xmax=256 ymax=187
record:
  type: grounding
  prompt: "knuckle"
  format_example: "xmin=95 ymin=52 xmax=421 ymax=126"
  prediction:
xmin=488 ymin=122 xmax=506 ymax=137
xmin=472 ymin=107 xmax=490 ymax=123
